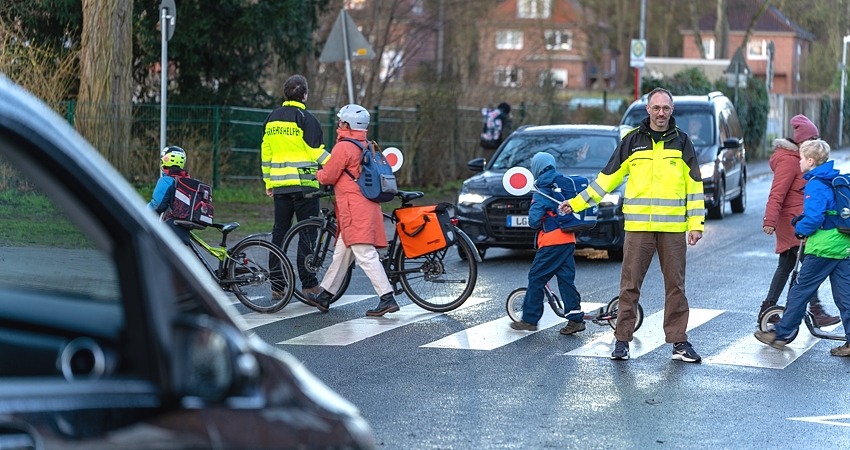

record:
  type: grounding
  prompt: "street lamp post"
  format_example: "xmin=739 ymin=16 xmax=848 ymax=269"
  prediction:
xmin=839 ymin=35 xmax=850 ymax=148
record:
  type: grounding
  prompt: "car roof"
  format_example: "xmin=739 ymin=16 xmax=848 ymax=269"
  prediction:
xmin=513 ymin=124 xmax=620 ymax=134
xmin=628 ymin=91 xmax=727 ymax=107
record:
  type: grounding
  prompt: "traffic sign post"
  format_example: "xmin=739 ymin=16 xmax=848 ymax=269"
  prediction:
xmin=319 ymin=10 xmax=376 ymax=104
xmin=630 ymin=39 xmax=646 ymax=101
xmin=159 ymin=0 xmax=176 ymax=174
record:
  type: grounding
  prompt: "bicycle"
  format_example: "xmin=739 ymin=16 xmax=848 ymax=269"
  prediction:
xmin=280 ymin=189 xmax=481 ymax=312
xmin=175 ymin=219 xmax=295 ymax=313
xmin=505 ymin=282 xmax=644 ymax=331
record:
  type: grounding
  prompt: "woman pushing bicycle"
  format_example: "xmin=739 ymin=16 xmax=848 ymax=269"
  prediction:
xmin=306 ymin=104 xmax=400 ymax=317
xmin=509 ymin=152 xmax=586 ymax=335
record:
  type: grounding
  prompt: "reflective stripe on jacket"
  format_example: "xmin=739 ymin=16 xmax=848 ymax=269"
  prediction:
xmin=568 ymin=117 xmax=705 ymax=232
xmin=261 ymin=100 xmax=330 ymax=191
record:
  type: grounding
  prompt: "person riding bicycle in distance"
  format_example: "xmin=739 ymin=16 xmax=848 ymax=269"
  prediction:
xmin=148 ymin=146 xmax=192 ymax=245
xmin=307 ymin=104 xmax=400 ymax=317
xmin=509 ymin=152 xmax=585 ymax=335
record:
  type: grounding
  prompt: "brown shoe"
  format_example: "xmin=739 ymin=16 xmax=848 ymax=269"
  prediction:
xmin=809 ymin=303 xmax=840 ymax=327
xmin=753 ymin=330 xmax=787 ymax=349
xmin=559 ymin=320 xmax=586 ymax=335
xmin=509 ymin=320 xmax=537 ymax=331
xmin=830 ymin=342 xmax=850 ymax=357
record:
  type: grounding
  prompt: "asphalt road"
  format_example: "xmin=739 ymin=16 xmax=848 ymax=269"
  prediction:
xmin=236 ymin=151 xmax=850 ymax=449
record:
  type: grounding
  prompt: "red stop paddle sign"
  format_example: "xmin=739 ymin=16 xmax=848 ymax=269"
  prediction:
xmin=383 ymin=147 xmax=403 ymax=173
xmin=503 ymin=167 xmax=534 ymax=196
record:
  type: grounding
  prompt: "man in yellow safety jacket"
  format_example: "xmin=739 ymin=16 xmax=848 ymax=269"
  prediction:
xmin=560 ymin=87 xmax=706 ymax=363
xmin=261 ymin=74 xmax=331 ymax=299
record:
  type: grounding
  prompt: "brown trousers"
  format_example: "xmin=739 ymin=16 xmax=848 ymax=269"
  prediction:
xmin=615 ymin=231 xmax=690 ymax=343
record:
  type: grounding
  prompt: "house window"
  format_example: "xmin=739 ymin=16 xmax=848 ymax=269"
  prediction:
xmin=518 ymin=0 xmax=551 ymax=19
xmin=539 ymin=69 xmax=568 ymax=88
xmin=345 ymin=0 xmax=366 ymax=9
xmin=702 ymin=38 xmax=715 ymax=59
xmin=747 ymin=39 xmax=768 ymax=60
xmin=495 ymin=67 xmax=522 ymax=87
xmin=496 ymin=30 xmax=523 ymax=50
xmin=544 ymin=30 xmax=573 ymax=51
xmin=380 ymin=49 xmax=403 ymax=81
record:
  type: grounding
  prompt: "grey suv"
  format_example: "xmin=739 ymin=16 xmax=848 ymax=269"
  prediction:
xmin=621 ymin=91 xmax=746 ymax=219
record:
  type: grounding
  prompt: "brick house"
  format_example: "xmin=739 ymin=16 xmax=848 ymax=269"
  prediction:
xmin=478 ymin=0 xmax=616 ymax=90
xmin=679 ymin=0 xmax=813 ymax=94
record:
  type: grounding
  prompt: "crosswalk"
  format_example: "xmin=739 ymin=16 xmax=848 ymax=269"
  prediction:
xmin=230 ymin=294 xmax=845 ymax=370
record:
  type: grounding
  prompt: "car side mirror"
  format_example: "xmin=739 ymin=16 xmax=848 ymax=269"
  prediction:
xmin=722 ymin=137 xmax=741 ymax=149
xmin=171 ymin=315 xmax=260 ymax=403
xmin=467 ymin=157 xmax=486 ymax=172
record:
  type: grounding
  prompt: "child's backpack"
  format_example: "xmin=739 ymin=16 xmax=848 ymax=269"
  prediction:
xmin=170 ymin=176 xmax=214 ymax=226
xmin=539 ymin=175 xmax=597 ymax=232
xmin=822 ymin=174 xmax=850 ymax=234
xmin=342 ymin=138 xmax=398 ymax=203
xmin=479 ymin=108 xmax=503 ymax=149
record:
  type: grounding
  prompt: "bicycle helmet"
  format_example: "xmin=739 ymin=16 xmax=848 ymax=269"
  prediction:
xmin=337 ymin=104 xmax=370 ymax=130
xmin=161 ymin=146 xmax=186 ymax=169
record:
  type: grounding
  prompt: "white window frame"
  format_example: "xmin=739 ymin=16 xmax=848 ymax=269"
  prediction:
xmin=539 ymin=69 xmax=568 ymax=88
xmin=495 ymin=67 xmax=522 ymax=87
xmin=747 ymin=39 xmax=769 ymax=60
xmin=517 ymin=0 xmax=551 ymax=19
xmin=702 ymin=38 xmax=715 ymax=59
xmin=495 ymin=30 xmax=524 ymax=50
xmin=544 ymin=30 xmax=573 ymax=51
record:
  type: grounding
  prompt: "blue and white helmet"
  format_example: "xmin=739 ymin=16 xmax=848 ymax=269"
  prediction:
xmin=337 ymin=104 xmax=370 ymax=131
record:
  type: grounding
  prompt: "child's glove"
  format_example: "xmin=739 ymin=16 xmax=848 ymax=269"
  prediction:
xmin=791 ymin=214 xmax=805 ymax=226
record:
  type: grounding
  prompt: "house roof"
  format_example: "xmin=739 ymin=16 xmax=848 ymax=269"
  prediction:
xmin=694 ymin=0 xmax=814 ymax=41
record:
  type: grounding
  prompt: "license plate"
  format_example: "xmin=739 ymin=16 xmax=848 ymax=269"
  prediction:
xmin=506 ymin=215 xmax=529 ymax=227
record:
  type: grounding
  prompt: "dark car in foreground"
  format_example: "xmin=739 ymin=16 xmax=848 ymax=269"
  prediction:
xmin=455 ymin=124 xmax=626 ymax=260
xmin=0 ymin=75 xmax=374 ymax=449
xmin=621 ymin=91 xmax=746 ymax=219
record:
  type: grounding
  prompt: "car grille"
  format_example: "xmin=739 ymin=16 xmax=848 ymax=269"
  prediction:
xmin=486 ymin=197 xmax=537 ymax=242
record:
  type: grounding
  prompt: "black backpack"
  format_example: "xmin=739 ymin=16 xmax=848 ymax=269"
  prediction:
xmin=170 ymin=175 xmax=214 ymax=226
xmin=341 ymin=138 xmax=398 ymax=203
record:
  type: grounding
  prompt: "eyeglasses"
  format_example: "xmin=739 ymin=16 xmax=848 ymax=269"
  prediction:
xmin=649 ymin=105 xmax=673 ymax=113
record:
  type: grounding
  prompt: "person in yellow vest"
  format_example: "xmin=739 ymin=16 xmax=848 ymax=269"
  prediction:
xmin=560 ymin=87 xmax=706 ymax=362
xmin=261 ymin=74 xmax=331 ymax=299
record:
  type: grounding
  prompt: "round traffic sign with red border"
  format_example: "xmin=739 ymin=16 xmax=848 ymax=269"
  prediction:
xmin=502 ymin=167 xmax=534 ymax=196
xmin=383 ymin=147 xmax=403 ymax=173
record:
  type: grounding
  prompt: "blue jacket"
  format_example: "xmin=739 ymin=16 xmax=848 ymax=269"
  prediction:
xmin=148 ymin=168 xmax=188 ymax=217
xmin=797 ymin=160 xmax=850 ymax=259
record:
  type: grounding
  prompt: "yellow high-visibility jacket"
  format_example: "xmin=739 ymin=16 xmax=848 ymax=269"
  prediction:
xmin=568 ymin=117 xmax=705 ymax=232
xmin=261 ymin=100 xmax=331 ymax=192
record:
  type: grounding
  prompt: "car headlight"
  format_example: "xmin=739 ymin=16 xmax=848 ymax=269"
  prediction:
xmin=600 ymin=192 xmax=621 ymax=206
xmin=700 ymin=162 xmax=715 ymax=179
xmin=457 ymin=192 xmax=490 ymax=205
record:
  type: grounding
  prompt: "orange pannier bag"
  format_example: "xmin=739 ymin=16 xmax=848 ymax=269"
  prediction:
xmin=394 ymin=202 xmax=456 ymax=258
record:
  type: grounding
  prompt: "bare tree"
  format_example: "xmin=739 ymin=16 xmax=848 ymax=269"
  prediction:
xmin=77 ymin=0 xmax=133 ymax=171
xmin=714 ymin=0 xmax=729 ymax=58
xmin=689 ymin=0 xmax=707 ymax=59
xmin=739 ymin=0 xmax=771 ymax=53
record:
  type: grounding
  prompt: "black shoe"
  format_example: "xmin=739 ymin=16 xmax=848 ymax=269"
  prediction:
xmin=306 ymin=290 xmax=332 ymax=313
xmin=672 ymin=341 xmax=702 ymax=363
xmin=366 ymin=293 xmax=400 ymax=317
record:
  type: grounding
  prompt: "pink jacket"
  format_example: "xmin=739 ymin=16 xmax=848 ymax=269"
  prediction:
xmin=763 ymin=138 xmax=807 ymax=253
xmin=316 ymin=129 xmax=388 ymax=249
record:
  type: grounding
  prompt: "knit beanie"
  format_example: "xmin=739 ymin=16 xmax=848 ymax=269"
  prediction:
xmin=791 ymin=114 xmax=818 ymax=144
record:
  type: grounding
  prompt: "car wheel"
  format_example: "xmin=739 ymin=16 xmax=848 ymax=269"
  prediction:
xmin=707 ymin=181 xmax=726 ymax=220
xmin=607 ymin=247 xmax=624 ymax=261
xmin=731 ymin=174 xmax=746 ymax=213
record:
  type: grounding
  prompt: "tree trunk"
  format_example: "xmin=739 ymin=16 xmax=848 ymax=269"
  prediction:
xmin=690 ymin=0 xmax=706 ymax=59
xmin=78 ymin=0 xmax=133 ymax=171
xmin=714 ymin=0 xmax=729 ymax=59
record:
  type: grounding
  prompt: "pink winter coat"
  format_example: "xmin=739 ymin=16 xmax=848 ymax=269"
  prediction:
xmin=763 ymin=138 xmax=807 ymax=253
xmin=316 ymin=128 xmax=388 ymax=249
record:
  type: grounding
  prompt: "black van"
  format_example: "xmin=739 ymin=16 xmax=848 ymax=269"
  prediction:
xmin=621 ymin=91 xmax=746 ymax=219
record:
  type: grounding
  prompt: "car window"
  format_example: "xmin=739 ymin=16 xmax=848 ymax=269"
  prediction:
xmin=490 ymin=134 xmax=618 ymax=170
xmin=622 ymin=108 xmax=645 ymax=127
xmin=673 ymin=109 xmax=715 ymax=145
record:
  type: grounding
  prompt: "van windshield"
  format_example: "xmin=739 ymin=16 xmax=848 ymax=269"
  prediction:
xmin=622 ymin=106 xmax=716 ymax=146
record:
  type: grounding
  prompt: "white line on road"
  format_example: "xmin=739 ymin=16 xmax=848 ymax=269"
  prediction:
xmin=705 ymin=323 xmax=843 ymax=369
xmin=421 ymin=302 xmax=606 ymax=350
xmin=565 ymin=308 xmax=724 ymax=358
xmin=787 ymin=413 xmax=850 ymax=427
xmin=236 ymin=295 xmax=373 ymax=330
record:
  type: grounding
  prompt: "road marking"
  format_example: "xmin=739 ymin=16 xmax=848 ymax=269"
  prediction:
xmin=421 ymin=302 xmax=606 ymax=350
xmin=565 ymin=308 xmax=723 ymax=358
xmin=705 ymin=323 xmax=843 ymax=369
xmin=235 ymin=295 xmax=372 ymax=330
xmin=278 ymin=297 xmax=490 ymax=346
xmin=787 ymin=413 xmax=850 ymax=427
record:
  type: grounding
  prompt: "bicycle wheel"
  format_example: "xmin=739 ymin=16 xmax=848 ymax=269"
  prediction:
xmin=397 ymin=226 xmax=478 ymax=312
xmin=226 ymin=239 xmax=294 ymax=313
xmin=605 ymin=296 xmax=644 ymax=332
xmin=505 ymin=288 xmax=526 ymax=322
xmin=758 ymin=305 xmax=799 ymax=343
xmin=281 ymin=219 xmax=351 ymax=304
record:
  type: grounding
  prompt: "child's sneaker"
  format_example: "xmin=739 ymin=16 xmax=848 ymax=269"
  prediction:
xmin=559 ymin=320 xmax=586 ymax=335
xmin=610 ymin=340 xmax=629 ymax=360
xmin=830 ymin=342 xmax=850 ymax=357
xmin=672 ymin=341 xmax=702 ymax=363
xmin=753 ymin=330 xmax=787 ymax=349
xmin=509 ymin=320 xmax=537 ymax=331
